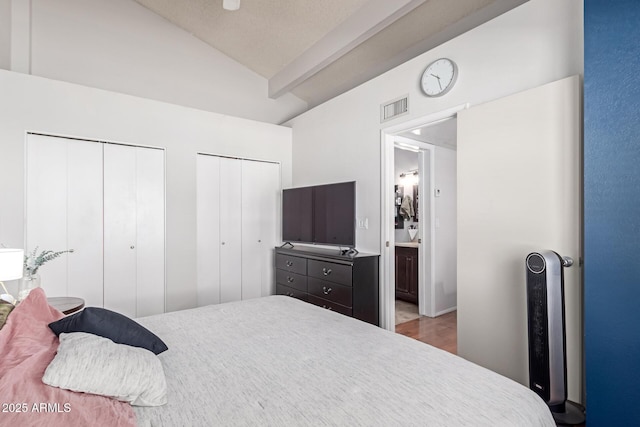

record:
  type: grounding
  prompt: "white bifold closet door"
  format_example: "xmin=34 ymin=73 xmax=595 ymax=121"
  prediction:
xmin=26 ymin=134 xmax=165 ymax=318
xmin=241 ymin=160 xmax=280 ymax=299
xmin=196 ymin=154 xmax=280 ymax=307
xmin=104 ymin=143 xmax=165 ymax=318
xmin=26 ymin=134 xmax=104 ymax=307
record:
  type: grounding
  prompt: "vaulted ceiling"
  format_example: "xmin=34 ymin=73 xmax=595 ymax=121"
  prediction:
xmin=134 ymin=0 xmax=527 ymax=109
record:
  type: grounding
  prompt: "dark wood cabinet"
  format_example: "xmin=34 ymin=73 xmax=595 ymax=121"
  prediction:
xmin=275 ymin=246 xmax=379 ymax=326
xmin=395 ymin=245 xmax=418 ymax=304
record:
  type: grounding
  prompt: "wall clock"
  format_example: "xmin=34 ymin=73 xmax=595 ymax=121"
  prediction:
xmin=420 ymin=58 xmax=458 ymax=97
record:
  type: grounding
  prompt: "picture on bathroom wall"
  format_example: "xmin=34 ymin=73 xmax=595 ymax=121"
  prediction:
xmin=395 ymin=185 xmax=404 ymax=229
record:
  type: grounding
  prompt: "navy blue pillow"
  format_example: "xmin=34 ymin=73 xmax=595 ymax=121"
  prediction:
xmin=48 ymin=307 xmax=168 ymax=355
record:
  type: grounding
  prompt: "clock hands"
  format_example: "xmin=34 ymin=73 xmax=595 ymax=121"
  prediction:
xmin=431 ymin=73 xmax=443 ymax=90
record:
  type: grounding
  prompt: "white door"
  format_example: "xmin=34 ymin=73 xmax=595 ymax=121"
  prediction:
xmin=104 ymin=143 xmax=165 ymax=317
xmin=196 ymin=155 xmax=221 ymax=306
xmin=103 ymin=144 xmax=138 ymax=317
xmin=241 ymin=160 xmax=280 ymax=300
xmin=197 ymin=155 xmax=280 ymax=306
xmin=135 ymin=147 xmax=165 ymax=317
xmin=259 ymin=161 xmax=280 ymax=297
xmin=457 ymin=76 xmax=581 ymax=402
xmin=219 ymin=157 xmax=242 ymax=303
xmin=26 ymin=134 xmax=103 ymax=306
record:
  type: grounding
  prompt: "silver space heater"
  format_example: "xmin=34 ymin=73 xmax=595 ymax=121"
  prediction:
xmin=525 ymin=250 xmax=585 ymax=425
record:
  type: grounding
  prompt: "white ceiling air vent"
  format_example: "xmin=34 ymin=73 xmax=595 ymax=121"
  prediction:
xmin=381 ymin=95 xmax=409 ymax=123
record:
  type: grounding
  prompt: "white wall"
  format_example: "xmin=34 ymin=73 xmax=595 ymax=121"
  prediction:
xmin=457 ymin=75 xmax=582 ymax=401
xmin=287 ymin=0 xmax=582 ymax=254
xmin=0 ymin=69 xmax=292 ymax=312
xmin=1 ymin=0 xmax=307 ymax=125
xmin=433 ymin=146 xmax=456 ymax=314
xmin=0 ymin=0 xmax=9 ymax=70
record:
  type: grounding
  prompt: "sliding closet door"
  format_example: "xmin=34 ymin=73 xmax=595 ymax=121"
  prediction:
xmin=104 ymin=143 xmax=165 ymax=318
xmin=219 ymin=157 xmax=242 ymax=303
xmin=26 ymin=134 xmax=103 ymax=306
xmin=196 ymin=155 xmax=221 ymax=306
xmin=241 ymin=160 xmax=280 ymax=299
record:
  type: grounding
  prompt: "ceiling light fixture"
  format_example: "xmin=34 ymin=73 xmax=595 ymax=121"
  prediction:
xmin=223 ymin=0 xmax=240 ymax=11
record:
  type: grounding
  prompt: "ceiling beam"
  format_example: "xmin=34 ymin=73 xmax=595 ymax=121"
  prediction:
xmin=268 ymin=0 xmax=426 ymax=99
xmin=301 ymin=0 xmax=529 ymax=110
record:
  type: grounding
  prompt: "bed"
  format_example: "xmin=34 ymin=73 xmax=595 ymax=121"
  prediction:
xmin=1 ymin=289 xmax=555 ymax=426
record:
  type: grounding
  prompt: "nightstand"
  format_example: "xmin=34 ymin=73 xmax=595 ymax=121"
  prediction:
xmin=47 ymin=297 xmax=85 ymax=315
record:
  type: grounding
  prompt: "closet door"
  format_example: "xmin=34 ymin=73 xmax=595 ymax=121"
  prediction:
xmin=104 ymin=144 xmax=165 ymax=318
xmin=219 ymin=157 xmax=242 ymax=303
xmin=241 ymin=160 xmax=280 ymax=299
xmin=104 ymin=144 xmax=138 ymax=317
xmin=66 ymin=140 xmax=105 ymax=307
xmin=196 ymin=155 xmax=221 ymax=306
xmin=135 ymin=147 xmax=165 ymax=317
xmin=197 ymin=155 xmax=279 ymax=305
xmin=26 ymin=134 xmax=103 ymax=306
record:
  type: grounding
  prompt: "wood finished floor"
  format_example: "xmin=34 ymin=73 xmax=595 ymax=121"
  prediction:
xmin=395 ymin=310 xmax=458 ymax=355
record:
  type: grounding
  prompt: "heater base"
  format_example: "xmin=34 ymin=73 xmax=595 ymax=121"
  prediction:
xmin=552 ymin=400 xmax=585 ymax=426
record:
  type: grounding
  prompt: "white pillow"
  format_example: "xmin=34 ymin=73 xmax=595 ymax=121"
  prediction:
xmin=43 ymin=332 xmax=167 ymax=406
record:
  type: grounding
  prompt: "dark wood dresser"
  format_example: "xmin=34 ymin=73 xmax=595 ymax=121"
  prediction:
xmin=275 ymin=246 xmax=379 ymax=326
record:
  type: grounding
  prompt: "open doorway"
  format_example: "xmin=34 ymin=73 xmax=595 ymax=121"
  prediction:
xmin=380 ymin=104 xmax=466 ymax=338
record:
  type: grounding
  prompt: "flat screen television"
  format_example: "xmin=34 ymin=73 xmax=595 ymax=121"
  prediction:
xmin=282 ymin=181 xmax=356 ymax=248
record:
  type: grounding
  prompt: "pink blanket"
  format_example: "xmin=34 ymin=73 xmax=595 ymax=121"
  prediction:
xmin=0 ymin=288 xmax=136 ymax=427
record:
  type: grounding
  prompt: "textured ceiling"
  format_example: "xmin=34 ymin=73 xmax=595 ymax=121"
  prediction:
xmin=134 ymin=0 xmax=369 ymax=78
xmin=398 ymin=117 xmax=458 ymax=149
xmin=134 ymin=0 xmax=527 ymax=110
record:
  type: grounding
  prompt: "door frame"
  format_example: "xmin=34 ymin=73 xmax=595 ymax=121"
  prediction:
xmin=380 ymin=103 xmax=468 ymax=331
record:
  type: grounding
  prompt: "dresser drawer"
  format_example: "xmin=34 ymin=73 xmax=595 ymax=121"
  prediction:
xmin=308 ymin=277 xmax=352 ymax=307
xmin=307 ymin=294 xmax=352 ymax=317
xmin=276 ymin=269 xmax=308 ymax=292
xmin=275 ymin=254 xmax=307 ymax=275
xmin=308 ymin=259 xmax=352 ymax=286
xmin=276 ymin=284 xmax=308 ymax=302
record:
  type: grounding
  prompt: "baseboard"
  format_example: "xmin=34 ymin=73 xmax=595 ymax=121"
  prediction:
xmin=435 ymin=306 xmax=457 ymax=317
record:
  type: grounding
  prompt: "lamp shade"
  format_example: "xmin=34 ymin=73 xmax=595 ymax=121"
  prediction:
xmin=0 ymin=248 xmax=24 ymax=281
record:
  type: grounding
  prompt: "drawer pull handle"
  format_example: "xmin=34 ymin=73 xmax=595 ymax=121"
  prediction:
xmin=322 ymin=305 xmax=333 ymax=311
xmin=322 ymin=286 xmax=332 ymax=295
xmin=287 ymin=276 xmax=294 ymax=283
xmin=286 ymin=261 xmax=293 ymax=267
xmin=322 ymin=268 xmax=332 ymax=276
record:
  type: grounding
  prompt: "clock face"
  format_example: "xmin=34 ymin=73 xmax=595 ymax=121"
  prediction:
xmin=420 ymin=58 xmax=458 ymax=97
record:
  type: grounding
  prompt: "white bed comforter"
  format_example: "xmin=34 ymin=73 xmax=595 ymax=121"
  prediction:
xmin=133 ymin=296 xmax=554 ymax=427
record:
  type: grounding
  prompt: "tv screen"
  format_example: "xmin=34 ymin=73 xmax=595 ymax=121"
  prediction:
xmin=282 ymin=181 xmax=355 ymax=247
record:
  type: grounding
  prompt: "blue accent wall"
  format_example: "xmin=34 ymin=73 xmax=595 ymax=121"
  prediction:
xmin=585 ymin=0 xmax=640 ymax=423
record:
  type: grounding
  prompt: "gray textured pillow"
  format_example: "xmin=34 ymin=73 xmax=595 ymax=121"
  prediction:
xmin=43 ymin=332 xmax=167 ymax=406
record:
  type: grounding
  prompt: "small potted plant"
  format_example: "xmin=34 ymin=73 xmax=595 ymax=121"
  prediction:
xmin=18 ymin=247 xmax=73 ymax=301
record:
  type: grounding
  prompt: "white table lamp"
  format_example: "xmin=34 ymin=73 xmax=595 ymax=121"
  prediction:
xmin=0 ymin=248 xmax=24 ymax=305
